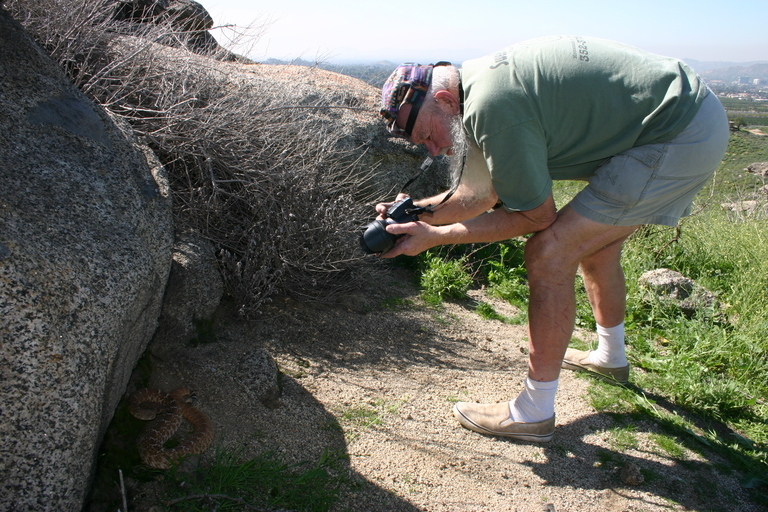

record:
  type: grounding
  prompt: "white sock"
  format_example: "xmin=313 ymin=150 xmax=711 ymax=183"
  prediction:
xmin=508 ymin=377 xmax=558 ymax=423
xmin=584 ymin=322 xmax=628 ymax=368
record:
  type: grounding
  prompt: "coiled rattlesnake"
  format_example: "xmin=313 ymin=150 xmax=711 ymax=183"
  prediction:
xmin=128 ymin=387 xmax=214 ymax=469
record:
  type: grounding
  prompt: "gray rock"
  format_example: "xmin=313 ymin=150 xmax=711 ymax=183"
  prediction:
xmin=104 ymin=35 xmax=450 ymax=202
xmin=619 ymin=462 xmax=644 ymax=486
xmin=0 ymin=10 xmax=172 ymax=511
xmin=233 ymin=349 xmax=282 ymax=409
xmin=108 ymin=0 xmax=242 ymax=60
xmin=746 ymin=161 xmax=768 ymax=177
xmin=166 ymin=0 xmax=213 ymax=32
xmin=638 ymin=268 xmax=719 ymax=316
xmin=155 ymin=228 xmax=224 ymax=345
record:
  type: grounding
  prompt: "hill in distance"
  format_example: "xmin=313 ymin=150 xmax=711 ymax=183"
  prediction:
xmin=262 ymin=57 xmax=768 ymax=87
xmin=683 ymin=59 xmax=768 ymax=81
xmin=263 ymin=58 xmax=398 ymax=88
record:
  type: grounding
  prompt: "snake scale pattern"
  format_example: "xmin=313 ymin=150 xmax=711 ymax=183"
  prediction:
xmin=128 ymin=387 xmax=214 ymax=469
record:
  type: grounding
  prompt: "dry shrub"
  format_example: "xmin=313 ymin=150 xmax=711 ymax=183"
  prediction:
xmin=8 ymin=0 xmax=382 ymax=317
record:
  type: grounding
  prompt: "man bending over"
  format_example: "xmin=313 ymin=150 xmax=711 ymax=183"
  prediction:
xmin=375 ymin=36 xmax=728 ymax=442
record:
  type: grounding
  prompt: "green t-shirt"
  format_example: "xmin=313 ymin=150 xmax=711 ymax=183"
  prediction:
xmin=460 ymin=36 xmax=707 ymax=211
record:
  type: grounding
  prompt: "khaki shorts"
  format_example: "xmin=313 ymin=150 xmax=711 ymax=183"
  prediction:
xmin=570 ymin=91 xmax=729 ymax=227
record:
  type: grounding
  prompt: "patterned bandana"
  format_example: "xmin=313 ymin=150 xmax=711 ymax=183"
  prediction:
xmin=380 ymin=63 xmax=434 ymax=137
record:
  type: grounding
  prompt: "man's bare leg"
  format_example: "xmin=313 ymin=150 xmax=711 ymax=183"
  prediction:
xmin=568 ymin=234 xmax=638 ymax=374
xmin=524 ymin=206 xmax=639 ymax=382
xmin=453 ymin=207 xmax=639 ymax=432
xmin=580 ymin=234 xmax=634 ymax=328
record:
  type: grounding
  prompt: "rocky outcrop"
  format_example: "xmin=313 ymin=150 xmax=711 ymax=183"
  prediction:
xmin=0 ymin=9 xmax=173 ymax=511
xmin=1 ymin=2 xmax=449 ymax=508
xmin=92 ymin=34 xmax=449 ymax=316
xmin=109 ymin=0 xmax=247 ymax=61
xmin=101 ymin=34 xmax=449 ymax=203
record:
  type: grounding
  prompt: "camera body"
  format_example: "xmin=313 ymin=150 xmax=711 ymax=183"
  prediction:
xmin=359 ymin=197 xmax=420 ymax=254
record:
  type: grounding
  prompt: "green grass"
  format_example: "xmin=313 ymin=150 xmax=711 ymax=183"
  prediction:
xmin=650 ymin=433 xmax=686 ymax=459
xmin=712 ymin=131 xmax=768 ymax=198
xmin=164 ymin=448 xmax=347 ymax=512
xmin=607 ymin=425 xmax=640 ymax=452
xmin=719 ymin=97 xmax=768 ymax=114
xmin=418 ymin=253 xmax=473 ymax=305
xmin=339 ymin=398 xmax=408 ymax=443
xmin=380 ymin=297 xmax=415 ymax=309
xmin=474 ymin=301 xmax=525 ymax=324
xmin=412 ymin=131 xmax=768 ymax=501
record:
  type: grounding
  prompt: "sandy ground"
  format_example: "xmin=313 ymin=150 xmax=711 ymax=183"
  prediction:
xmin=113 ymin=265 xmax=760 ymax=512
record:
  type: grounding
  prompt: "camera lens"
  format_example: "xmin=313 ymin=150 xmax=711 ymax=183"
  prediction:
xmin=359 ymin=220 xmax=395 ymax=254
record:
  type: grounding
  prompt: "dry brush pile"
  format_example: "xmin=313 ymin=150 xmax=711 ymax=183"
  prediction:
xmin=9 ymin=0 xmax=388 ymax=317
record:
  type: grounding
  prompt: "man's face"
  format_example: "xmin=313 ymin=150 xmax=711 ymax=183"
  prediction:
xmin=395 ymin=103 xmax=454 ymax=157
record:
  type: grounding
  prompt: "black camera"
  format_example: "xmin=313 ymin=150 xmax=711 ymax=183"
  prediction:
xmin=359 ymin=197 xmax=421 ymax=254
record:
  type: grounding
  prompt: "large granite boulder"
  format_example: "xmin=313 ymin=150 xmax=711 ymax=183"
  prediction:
xmin=0 ymin=9 xmax=173 ymax=511
xmin=101 ymin=34 xmax=449 ymax=205
xmin=91 ymin=34 xmax=449 ymax=316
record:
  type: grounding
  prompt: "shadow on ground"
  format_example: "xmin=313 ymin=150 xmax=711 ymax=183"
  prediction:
xmin=87 ymin=266 xmax=765 ymax=511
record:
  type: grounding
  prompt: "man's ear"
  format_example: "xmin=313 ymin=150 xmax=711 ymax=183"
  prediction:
xmin=433 ymin=89 xmax=460 ymax=115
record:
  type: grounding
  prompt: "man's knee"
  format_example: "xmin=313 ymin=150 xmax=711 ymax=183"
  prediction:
xmin=524 ymin=229 xmax=577 ymax=275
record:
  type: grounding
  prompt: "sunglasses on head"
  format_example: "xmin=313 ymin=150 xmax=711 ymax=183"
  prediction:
xmin=387 ymin=61 xmax=453 ymax=138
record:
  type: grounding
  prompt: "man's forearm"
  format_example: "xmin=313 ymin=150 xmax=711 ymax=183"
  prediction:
xmin=438 ymin=207 xmax=551 ymax=245
xmin=382 ymin=194 xmax=557 ymax=258
xmin=413 ymin=186 xmax=498 ymax=226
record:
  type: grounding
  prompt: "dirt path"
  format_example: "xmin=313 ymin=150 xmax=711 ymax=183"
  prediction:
xmin=132 ymin=266 xmax=757 ymax=512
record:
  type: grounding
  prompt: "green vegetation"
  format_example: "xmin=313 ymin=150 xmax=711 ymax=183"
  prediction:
xmin=650 ymin=433 xmax=686 ymax=459
xmin=607 ymin=425 xmax=640 ymax=452
xmin=474 ymin=301 xmax=524 ymax=324
xmin=164 ymin=449 xmax=346 ymax=512
xmin=419 ymin=254 xmax=473 ymax=305
xmin=720 ymin=97 xmax=768 ymax=132
xmin=718 ymin=97 xmax=768 ymax=114
xmin=411 ymin=131 xmax=768 ymax=500
xmin=339 ymin=398 xmax=408 ymax=443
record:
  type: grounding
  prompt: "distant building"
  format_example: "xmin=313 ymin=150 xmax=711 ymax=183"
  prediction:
xmin=739 ymin=76 xmax=752 ymax=85
xmin=753 ymin=78 xmax=765 ymax=86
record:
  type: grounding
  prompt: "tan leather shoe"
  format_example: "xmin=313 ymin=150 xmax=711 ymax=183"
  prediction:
xmin=453 ymin=402 xmax=555 ymax=442
xmin=561 ymin=348 xmax=629 ymax=384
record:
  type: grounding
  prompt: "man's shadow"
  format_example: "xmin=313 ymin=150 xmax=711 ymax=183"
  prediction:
xmin=521 ymin=380 xmax=767 ymax=511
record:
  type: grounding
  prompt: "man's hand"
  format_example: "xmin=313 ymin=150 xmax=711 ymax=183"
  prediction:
xmin=375 ymin=193 xmax=411 ymax=220
xmin=379 ymin=221 xmax=443 ymax=258
xmin=379 ymin=193 xmax=558 ymax=257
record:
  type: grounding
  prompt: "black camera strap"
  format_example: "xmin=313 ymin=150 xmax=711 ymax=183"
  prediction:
xmin=400 ymin=154 xmax=465 ymax=217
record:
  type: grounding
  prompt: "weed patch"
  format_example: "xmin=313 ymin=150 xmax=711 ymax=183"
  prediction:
xmin=419 ymin=253 xmax=472 ymax=304
xmin=474 ymin=301 xmax=525 ymax=324
xmin=339 ymin=398 xmax=408 ymax=443
xmin=164 ymin=448 xmax=347 ymax=512
xmin=650 ymin=433 xmax=685 ymax=459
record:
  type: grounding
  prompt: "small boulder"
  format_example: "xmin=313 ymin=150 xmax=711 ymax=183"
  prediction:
xmin=746 ymin=162 xmax=768 ymax=177
xmin=638 ymin=268 xmax=719 ymax=317
xmin=619 ymin=462 xmax=644 ymax=486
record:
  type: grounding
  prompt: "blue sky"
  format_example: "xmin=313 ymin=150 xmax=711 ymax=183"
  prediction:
xmin=204 ymin=0 xmax=767 ymax=65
